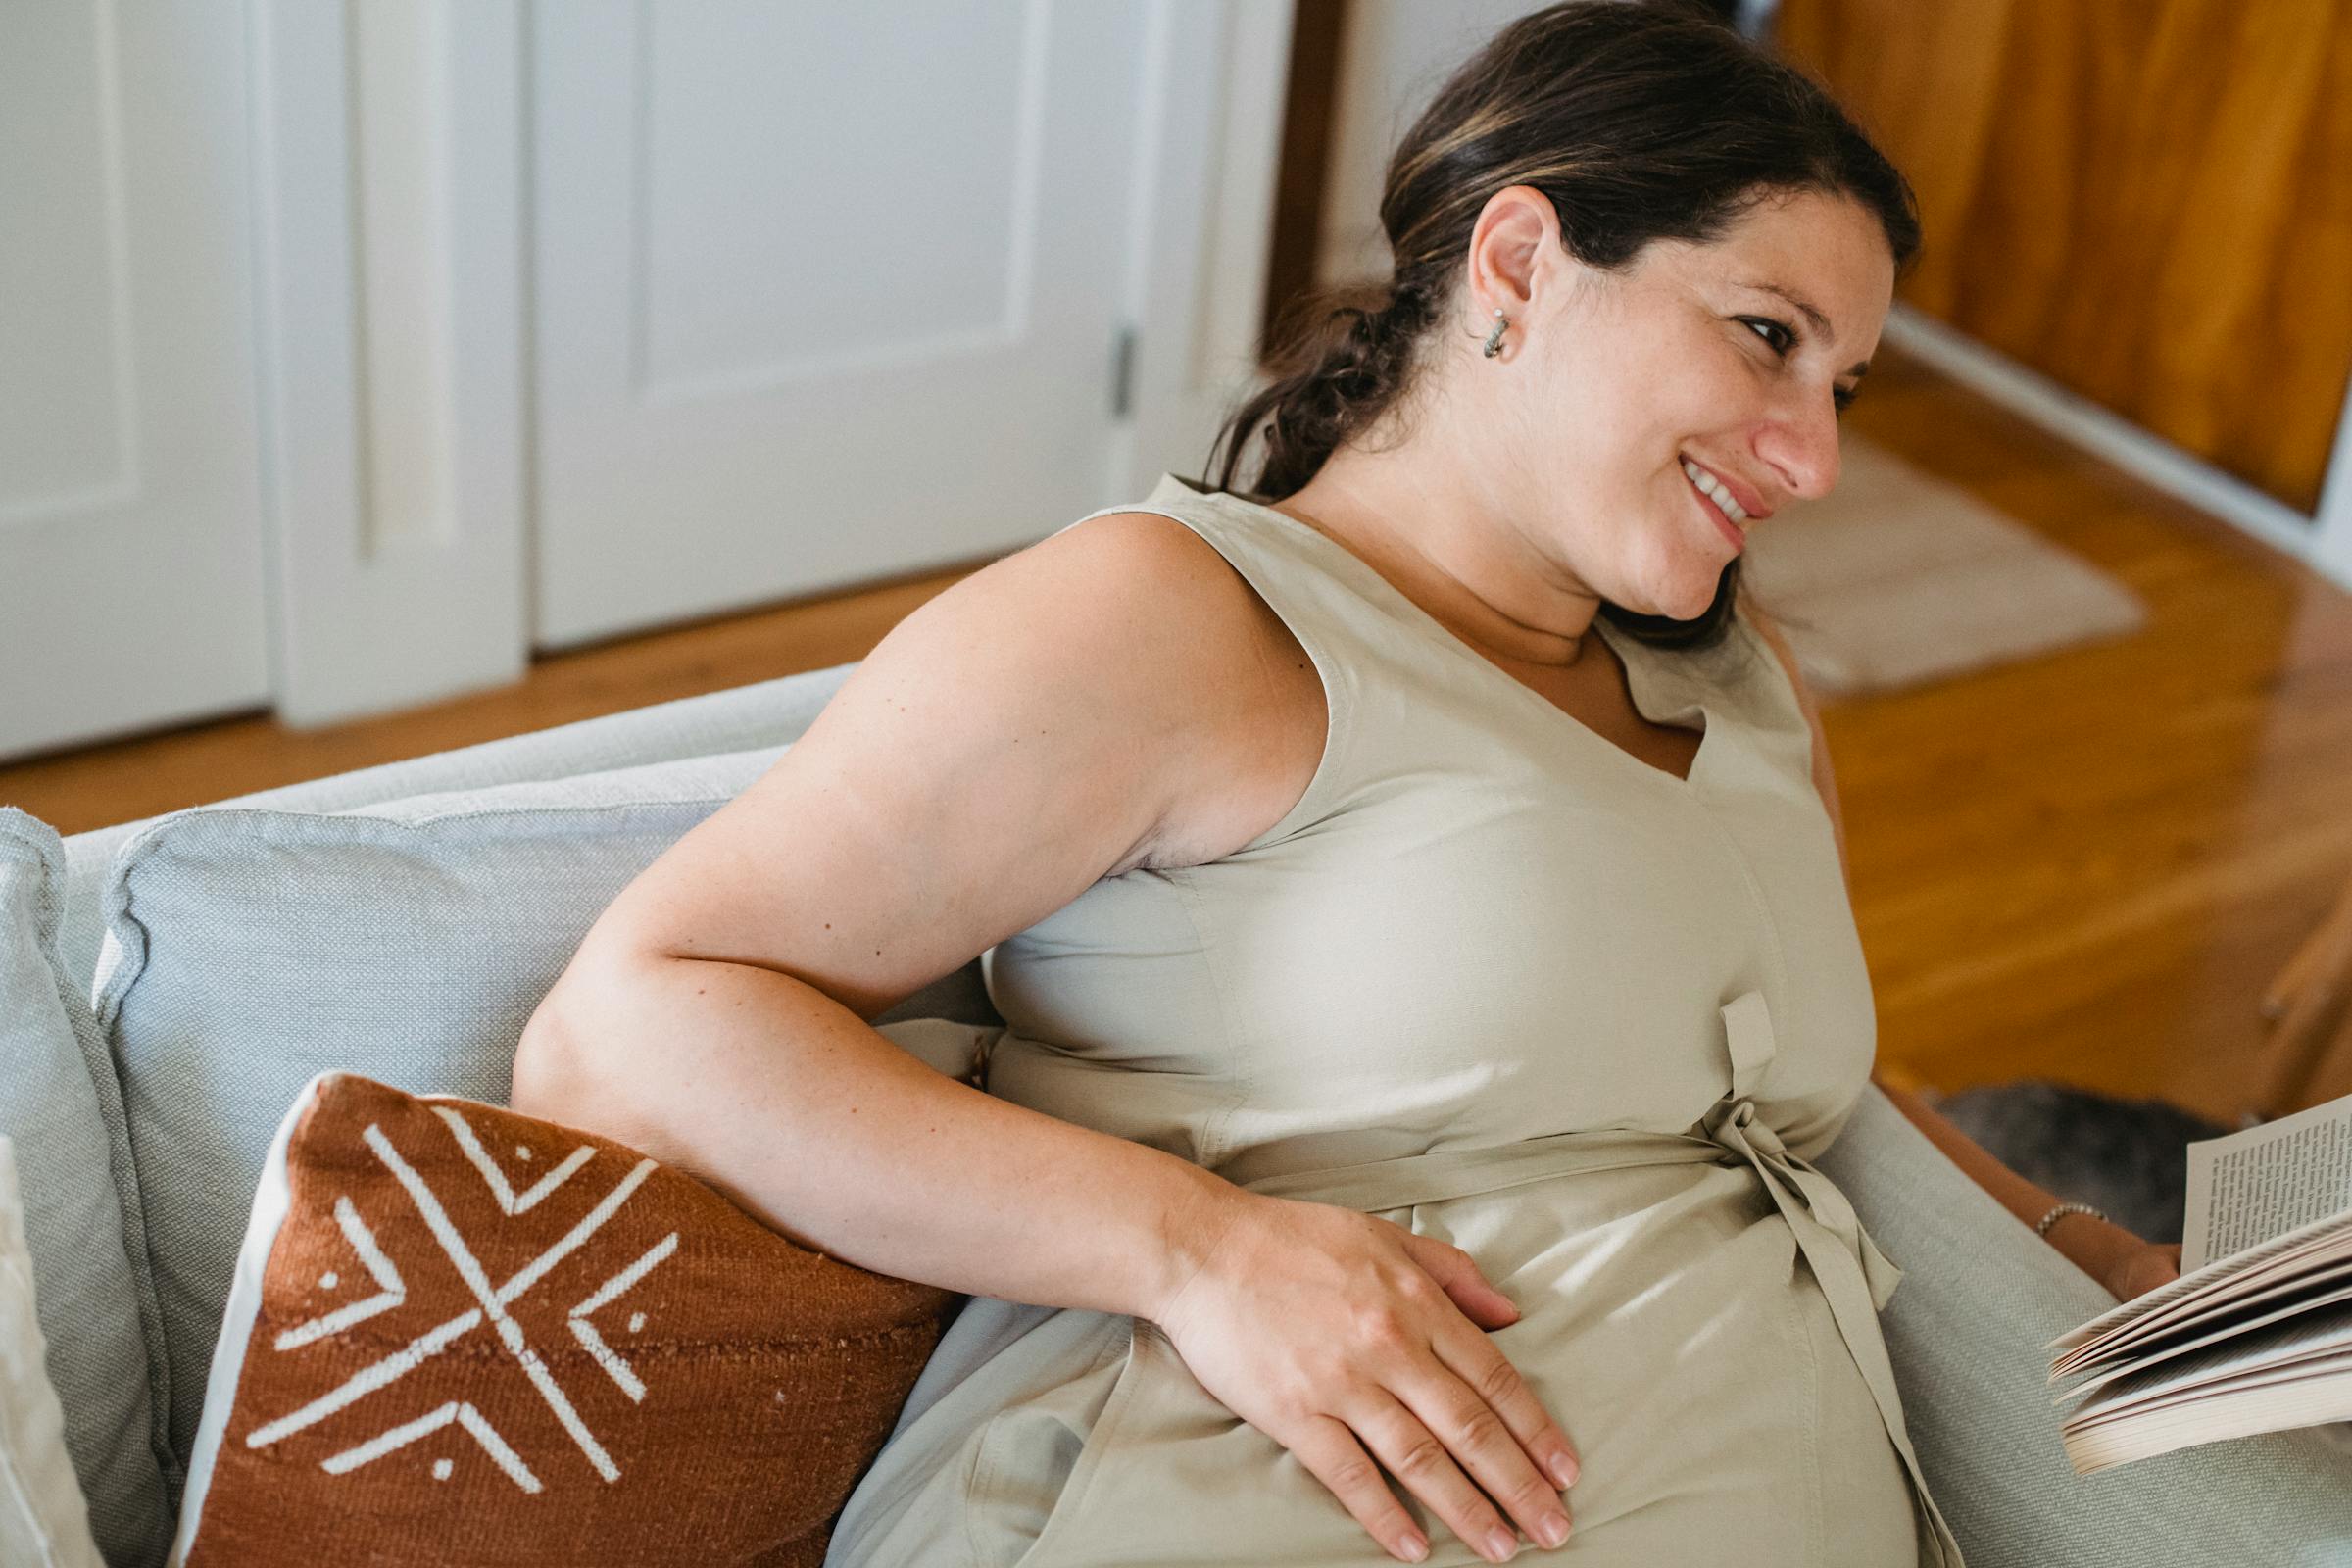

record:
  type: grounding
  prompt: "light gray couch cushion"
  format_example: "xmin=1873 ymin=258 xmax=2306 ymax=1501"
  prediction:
xmin=1816 ymin=1087 xmax=2352 ymax=1564
xmin=56 ymin=663 xmax=858 ymax=989
xmin=90 ymin=744 xmax=1002 ymax=1485
xmin=0 ymin=810 xmax=172 ymax=1567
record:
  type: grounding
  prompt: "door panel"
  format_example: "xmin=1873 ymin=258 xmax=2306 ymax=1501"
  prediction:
xmin=0 ymin=0 xmax=270 ymax=762
xmin=531 ymin=0 xmax=1153 ymax=648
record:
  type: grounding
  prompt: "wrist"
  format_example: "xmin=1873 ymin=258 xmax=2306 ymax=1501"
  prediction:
xmin=2040 ymin=1207 xmax=2134 ymax=1280
xmin=1138 ymin=1161 xmax=1255 ymax=1326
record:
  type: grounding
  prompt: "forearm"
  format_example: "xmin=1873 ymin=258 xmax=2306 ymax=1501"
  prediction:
xmin=1871 ymin=1069 xmax=2140 ymax=1284
xmin=513 ymin=951 xmax=1240 ymax=1322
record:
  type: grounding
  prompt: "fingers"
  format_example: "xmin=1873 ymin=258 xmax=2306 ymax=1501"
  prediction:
xmin=1286 ymin=1413 xmax=1433 ymax=1564
xmin=1396 ymin=1338 xmax=1576 ymax=1556
xmin=1348 ymin=1386 xmax=1551 ymax=1563
xmin=1426 ymin=1314 xmax=1581 ymax=1491
xmin=1399 ymin=1230 xmax=1520 ymax=1330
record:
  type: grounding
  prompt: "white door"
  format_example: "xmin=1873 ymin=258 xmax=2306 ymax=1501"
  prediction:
xmin=531 ymin=0 xmax=1175 ymax=649
xmin=0 ymin=0 xmax=270 ymax=763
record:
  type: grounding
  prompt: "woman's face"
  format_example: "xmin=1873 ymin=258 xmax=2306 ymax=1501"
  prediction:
xmin=1478 ymin=187 xmax=1895 ymax=622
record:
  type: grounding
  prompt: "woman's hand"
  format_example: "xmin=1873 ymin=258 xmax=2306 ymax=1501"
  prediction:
xmin=1150 ymin=1190 xmax=1578 ymax=1564
xmin=2045 ymin=1210 xmax=2182 ymax=1303
xmin=2103 ymin=1239 xmax=2183 ymax=1303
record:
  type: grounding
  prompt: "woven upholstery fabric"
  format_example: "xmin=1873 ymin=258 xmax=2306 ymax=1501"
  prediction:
xmin=0 ymin=809 xmax=172 ymax=1566
xmin=173 ymin=1073 xmax=957 ymax=1567
xmin=90 ymin=746 xmax=1002 ymax=1485
xmin=1 ymin=1136 xmax=109 ymax=1568
xmin=57 ymin=663 xmax=858 ymax=991
xmin=1816 ymin=1089 xmax=2352 ymax=1564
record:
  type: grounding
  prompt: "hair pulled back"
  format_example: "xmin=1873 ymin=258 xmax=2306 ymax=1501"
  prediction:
xmin=1203 ymin=0 xmax=1921 ymax=650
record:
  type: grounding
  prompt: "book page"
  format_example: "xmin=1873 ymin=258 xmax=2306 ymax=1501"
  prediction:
xmin=2182 ymin=1092 xmax=2352 ymax=1272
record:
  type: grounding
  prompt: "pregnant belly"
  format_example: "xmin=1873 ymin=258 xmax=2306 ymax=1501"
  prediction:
xmin=939 ymin=1161 xmax=1917 ymax=1568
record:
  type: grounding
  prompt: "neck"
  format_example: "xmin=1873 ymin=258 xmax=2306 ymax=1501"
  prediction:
xmin=1267 ymin=446 xmax=1600 ymax=671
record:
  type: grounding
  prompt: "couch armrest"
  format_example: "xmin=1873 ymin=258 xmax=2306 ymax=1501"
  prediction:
xmin=1815 ymin=1085 xmax=2352 ymax=1566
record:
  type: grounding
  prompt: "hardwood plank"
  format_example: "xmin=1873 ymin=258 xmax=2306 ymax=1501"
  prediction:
xmin=0 ymin=564 xmax=976 ymax=836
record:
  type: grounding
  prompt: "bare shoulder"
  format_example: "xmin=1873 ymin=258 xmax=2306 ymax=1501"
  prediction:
xmin=561 ymin=503 xmax=1321 ymax=1025
xmin=1029 ymin=509 xmax=1327 ymax=868
xmin=827 ymin=503 xmax=1315 ymax=872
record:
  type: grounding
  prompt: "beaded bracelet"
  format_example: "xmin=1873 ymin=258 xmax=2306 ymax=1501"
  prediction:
xmin=2034 ymin=1200 xmax=2109 ymax=1239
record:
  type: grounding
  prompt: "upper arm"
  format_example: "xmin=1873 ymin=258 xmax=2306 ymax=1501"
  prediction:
xmin=1740 ymin=593 xmax=1850 ymax=888
xmin=558 ymin=512 xmax=1259 ymax=1022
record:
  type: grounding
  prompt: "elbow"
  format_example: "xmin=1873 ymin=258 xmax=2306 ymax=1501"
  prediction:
xmin=510 ymin=990 xmax=599 ymax=1129
xmin=510 ymin=975 xmax=658 ymax=1152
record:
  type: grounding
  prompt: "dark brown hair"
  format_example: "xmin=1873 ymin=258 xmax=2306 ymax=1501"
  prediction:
xmin=1202 ymin=0 xmax=1921 ymax=651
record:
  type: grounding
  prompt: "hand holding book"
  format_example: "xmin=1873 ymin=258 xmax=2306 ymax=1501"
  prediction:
xmin=2045 ymin=1087 xmax=2352 ymax=1474
xmin=2099 ymin=1237 xmax=2181 ymax=1304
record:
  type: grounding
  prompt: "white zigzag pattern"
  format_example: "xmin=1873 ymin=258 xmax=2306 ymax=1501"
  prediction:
xmin=433 ymin=1106 xmax=594 ymax=1214
xmin=243 ymin=1114 xmax=677 ymax=1489
xmin=274 ymin=1196 xmax=406 ymax=1351
xmin=321 ymin=1400 xmax=542 ymax=1494
xmin=567 ymin=1234 xmax=678 ymax=1403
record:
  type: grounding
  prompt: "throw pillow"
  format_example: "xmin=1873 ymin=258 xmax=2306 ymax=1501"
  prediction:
xmin=90 ymin=744 xmax=1002 ymax=1475
xmin=172 ymin=1071 xmax=959 ymax=1567
xmin=0 ymin=1134 xmax=109 ymax=1568
xmin=0 ymin=808 xmax=172 ymax=1564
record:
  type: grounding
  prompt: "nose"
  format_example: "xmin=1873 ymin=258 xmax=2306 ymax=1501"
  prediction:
xmin=1755 ymin=390 xmax=1842 ymax=503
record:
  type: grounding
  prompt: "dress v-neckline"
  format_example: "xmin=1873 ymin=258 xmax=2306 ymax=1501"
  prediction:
xmin=1200 ymin=480 xmax=1723 ymax=792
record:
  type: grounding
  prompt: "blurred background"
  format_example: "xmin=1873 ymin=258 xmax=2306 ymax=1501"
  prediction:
xmin=4 ymin=1 xmax=2350 ymax=1150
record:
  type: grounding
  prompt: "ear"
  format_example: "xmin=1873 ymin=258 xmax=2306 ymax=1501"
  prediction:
xmin=1740 ymin=592 xmax=1850 ymax=893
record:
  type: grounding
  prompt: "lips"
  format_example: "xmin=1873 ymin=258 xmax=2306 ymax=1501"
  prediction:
xmin=1681 ymin=456 xmax=1770 ymax=522
xmin=1687 ymin=470 xmax=1745 ymax=551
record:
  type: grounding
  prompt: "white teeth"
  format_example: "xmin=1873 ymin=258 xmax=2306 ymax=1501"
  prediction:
xmin=1681 ymin=458 xmax=1747 ymax=524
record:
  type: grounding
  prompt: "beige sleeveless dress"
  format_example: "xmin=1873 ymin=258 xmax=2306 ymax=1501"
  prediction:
xmin=822 ymin=472 xmax=1965 ymax=1567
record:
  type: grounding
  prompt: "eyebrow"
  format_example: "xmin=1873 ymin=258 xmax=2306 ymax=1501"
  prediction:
xmin=1740 ymin=280 xmax=1871 ymax=380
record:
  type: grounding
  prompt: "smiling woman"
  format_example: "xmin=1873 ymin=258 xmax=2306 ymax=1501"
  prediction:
xmin=517 ymin=6 xmax=2002 ymax=1567
xmin=1217 ymin=1 xmax=1918 ymax=659
xmin=806 ymin=3 xmax=1970 ymax=1564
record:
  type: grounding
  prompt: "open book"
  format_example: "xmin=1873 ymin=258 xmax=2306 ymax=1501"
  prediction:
xmin=2043 ymin=1087 xmax=2352 ymax=1474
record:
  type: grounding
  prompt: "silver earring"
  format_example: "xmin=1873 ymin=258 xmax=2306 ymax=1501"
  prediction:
xmin=1482 ymin=307 xmax=1509 ymax=359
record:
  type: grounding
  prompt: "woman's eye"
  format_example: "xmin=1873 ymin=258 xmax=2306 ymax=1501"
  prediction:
xmin=1741 ymin=317 xmax=1794 ymax=355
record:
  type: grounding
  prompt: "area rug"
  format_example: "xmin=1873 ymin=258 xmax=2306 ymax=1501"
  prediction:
xmin=1918 ymin=1079 xmax=2243 ymax=1247
xmin=1740 ymin=435 xmax=2148 ymax=699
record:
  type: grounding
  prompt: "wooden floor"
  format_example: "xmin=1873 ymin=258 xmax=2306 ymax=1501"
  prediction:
xmin=5 ymin=341 xmax=2347 ymax=1128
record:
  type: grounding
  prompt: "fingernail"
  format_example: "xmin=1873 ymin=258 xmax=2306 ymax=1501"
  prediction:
xmin=1486 ymin=1526 xmax=1519 ymax=1561
xmin=1396 ymin=1531 xmax=1429 ymax=1563
xmin=1548 ymin=1450 xmax=1579 ymax=1489
xmin=1536 ymin=1511 xmax=1570 ymax=1547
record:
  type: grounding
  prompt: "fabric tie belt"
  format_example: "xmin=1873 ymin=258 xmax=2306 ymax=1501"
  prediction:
xmin=1234 ymin=989 xmax=1965 ymax=1567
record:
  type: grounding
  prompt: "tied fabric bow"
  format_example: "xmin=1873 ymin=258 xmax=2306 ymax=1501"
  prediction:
xmin=1697 ymin=989 xmax=1963 ymax=1566
xmin=1696 ymin=992 xmax=1905 ymax=1313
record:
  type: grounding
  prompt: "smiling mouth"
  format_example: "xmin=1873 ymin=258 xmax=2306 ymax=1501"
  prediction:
xmin=1679 ymin=456 xmax=1751 ymax=528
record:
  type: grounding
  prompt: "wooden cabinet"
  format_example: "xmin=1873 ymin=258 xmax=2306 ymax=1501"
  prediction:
xmin=1774 ymin=0 xmax=2352 ymax=514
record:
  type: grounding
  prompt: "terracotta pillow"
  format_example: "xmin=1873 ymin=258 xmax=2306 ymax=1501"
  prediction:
xmin=170 ymin=1072 xmax=957 ymax=1567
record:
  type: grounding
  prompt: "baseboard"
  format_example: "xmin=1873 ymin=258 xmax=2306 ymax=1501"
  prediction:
xmin=1882 ymin=304 xmax=2350 ymax=592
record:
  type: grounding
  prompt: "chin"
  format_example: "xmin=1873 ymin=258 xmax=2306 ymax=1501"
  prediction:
xmin=1643 ymin=580 xmax=1720 ymax=623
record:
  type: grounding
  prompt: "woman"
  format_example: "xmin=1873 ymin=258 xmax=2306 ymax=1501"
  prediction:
xmin=514 ymin=3 xmax=2180 ymax=1562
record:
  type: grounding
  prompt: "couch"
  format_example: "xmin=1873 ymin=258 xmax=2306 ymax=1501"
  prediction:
xmin=8 ymin=659 xmax=2350 ymax=1567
